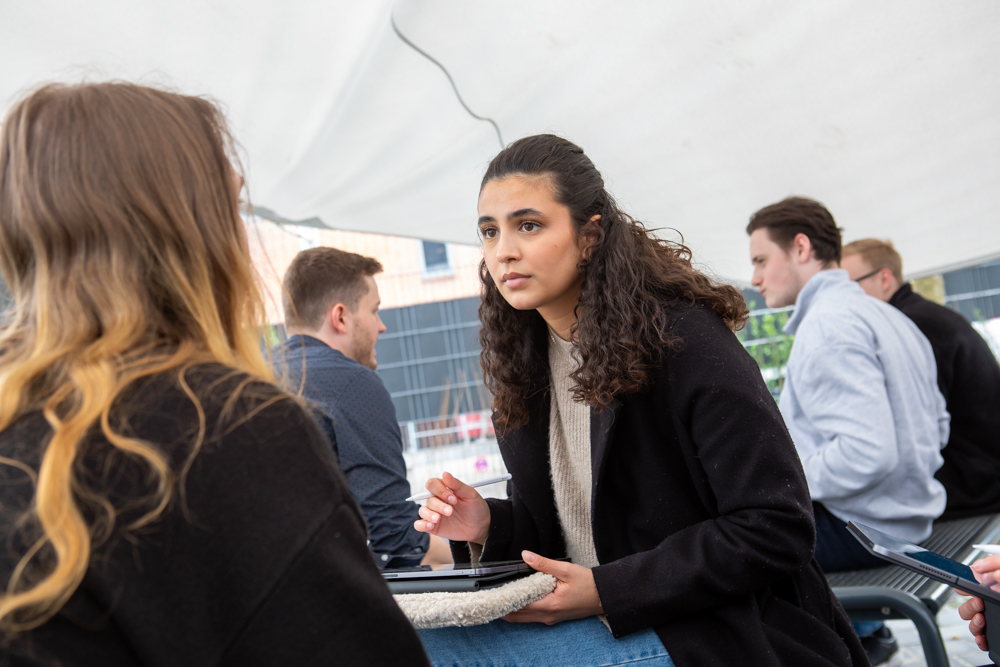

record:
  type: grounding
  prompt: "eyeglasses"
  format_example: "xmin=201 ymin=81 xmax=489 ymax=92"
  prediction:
xmin=853 ymin=268 xmax=882 ymax=283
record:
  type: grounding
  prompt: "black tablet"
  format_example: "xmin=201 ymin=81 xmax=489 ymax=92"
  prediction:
xmin=847 ymin=520 xmax=1000 ymax=604
xmin=382 ymin=559 xmax=532 ymax=581
xmin=382 ymin=559 xmax=536 ymax=594
xmin=385 ymin=569 xmax=533 ymax=593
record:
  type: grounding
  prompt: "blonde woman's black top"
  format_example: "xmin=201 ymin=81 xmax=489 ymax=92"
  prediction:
xmin=0 ymin=364 xmax=428 ymax=667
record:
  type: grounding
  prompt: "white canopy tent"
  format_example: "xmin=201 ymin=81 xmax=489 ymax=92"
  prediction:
xmin=1 ymin=1 xmax=998 ymax=284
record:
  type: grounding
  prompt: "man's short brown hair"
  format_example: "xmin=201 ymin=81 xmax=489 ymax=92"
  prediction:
xmin=282 ymin=247 xmax=383 ymax=331
xmin=746 ymin=196 xmax=843 ymax=265
xmin=842 ymin=238 xmax=904 ymax=283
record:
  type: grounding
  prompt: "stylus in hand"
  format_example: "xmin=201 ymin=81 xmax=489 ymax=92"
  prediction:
xmin=974 ymin=544 xmax=1000 ymax=555
xmin=406 ymin=474 xmax=513 ymax=502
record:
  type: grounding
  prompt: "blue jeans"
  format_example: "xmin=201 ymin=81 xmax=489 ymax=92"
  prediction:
xmin=418 ymin=617 xmax=674 ymax=667
xmin=813 ymin=501 xmax=885 ymax=638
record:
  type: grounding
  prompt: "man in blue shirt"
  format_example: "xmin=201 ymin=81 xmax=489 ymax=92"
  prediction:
xmin=281 ymin=247 xmax=451 ymax=568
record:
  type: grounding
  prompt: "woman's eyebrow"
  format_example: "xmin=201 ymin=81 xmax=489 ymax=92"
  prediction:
xmin=478 ymin=208 xmax=543 ymax=225
xmin=508 ymin=208 xmax=543 ymax=220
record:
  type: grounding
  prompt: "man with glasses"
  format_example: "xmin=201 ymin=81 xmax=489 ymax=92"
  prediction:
xmin=843 ymin=239 xmax=1000 ymax=519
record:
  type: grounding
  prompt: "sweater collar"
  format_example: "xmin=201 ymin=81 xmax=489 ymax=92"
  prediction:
xmin=889 ymin=282 xmax=914 ymax=308
xmin=783 ymin=269 xmax=851 ymax=336
xmin=547 ymin=326 xmax=577 ymax=363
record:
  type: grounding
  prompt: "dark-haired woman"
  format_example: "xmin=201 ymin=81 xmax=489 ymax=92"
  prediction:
xmin=414 ymin=135 xmax=867 ymax=666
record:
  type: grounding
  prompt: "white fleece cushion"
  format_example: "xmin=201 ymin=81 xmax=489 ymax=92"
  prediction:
xmin=393 ymin=572 xmax=557 ymax=629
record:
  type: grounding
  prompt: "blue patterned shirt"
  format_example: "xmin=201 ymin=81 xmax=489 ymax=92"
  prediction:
xmin=281 ymin=335 xmax=428 ymax=566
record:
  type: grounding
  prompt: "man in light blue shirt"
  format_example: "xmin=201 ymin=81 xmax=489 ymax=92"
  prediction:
xmin=746 ymin=197 xmax=949 ymax=665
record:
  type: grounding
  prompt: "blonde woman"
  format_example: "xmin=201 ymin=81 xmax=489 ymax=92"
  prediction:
xmin=0 ymin=83 xmax=428 ymax=666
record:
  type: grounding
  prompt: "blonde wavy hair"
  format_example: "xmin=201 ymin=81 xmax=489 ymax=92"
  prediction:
xmin=0 ymin=82 xmax=274 ymax=632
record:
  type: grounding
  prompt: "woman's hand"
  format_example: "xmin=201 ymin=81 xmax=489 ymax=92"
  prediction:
xmin=503 ymin=551 xmax=604 ymax=625
xmin=413 ymin=472 xmax=491 ymax=544
xmin=972 ymin=554 xmax=1000 ymax=590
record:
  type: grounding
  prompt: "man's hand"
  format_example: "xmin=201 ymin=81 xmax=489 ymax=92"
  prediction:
xmin=958 ymin=594 xmax=989 ymax=652
xmin=503 ymin=551 xmax=604 ymax=625
xmin=956 ymin=554 xmax=1000 ymax=653
xmin=413 ymin=472 xmax=491 ymax=545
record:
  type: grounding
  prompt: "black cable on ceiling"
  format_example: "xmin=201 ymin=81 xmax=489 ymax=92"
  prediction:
xmin=390 ymin=12 xmax=505 ymax=150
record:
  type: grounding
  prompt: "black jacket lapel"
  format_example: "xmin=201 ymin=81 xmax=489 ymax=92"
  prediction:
xmin=498 ymin=319 xmax=561 ymax=551
xmin=500 ymin=391 xmax=553 ymax=522
xmin=590 ymin=397 xmax=621 ymax=540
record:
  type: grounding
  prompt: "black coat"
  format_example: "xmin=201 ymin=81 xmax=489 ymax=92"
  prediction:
xmin=0 ymin=365 xmax=428 ymax=667
xmin=456 ymin=306 xmax=867 ymax=667
xmin=890 ymin=283 xmax=1000 ymax=518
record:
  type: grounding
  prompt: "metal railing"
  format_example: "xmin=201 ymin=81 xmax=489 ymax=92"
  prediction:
xmin=400 ymin=410 xmax=495 ymax=452
xmin=945 ymin=287 xmax=1000 ymax=303
xmin=740 ymin=305 xmax=794 ymax=397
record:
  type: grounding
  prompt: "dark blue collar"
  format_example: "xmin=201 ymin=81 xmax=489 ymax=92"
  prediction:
xmin=284 ymin=334 xmax=332 ymax=352
xmin=282 ymin=334 xmax=356 ymax=366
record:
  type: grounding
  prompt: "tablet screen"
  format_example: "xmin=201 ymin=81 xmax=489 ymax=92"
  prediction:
xmin=859 ymin=527 xmax=977 ymax=580
xmin=903 ymin=547 xmax=977 ymax=581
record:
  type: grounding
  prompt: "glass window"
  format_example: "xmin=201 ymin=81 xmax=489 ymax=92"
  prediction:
xmin=422 ymin=241 xmax=450 ymax=274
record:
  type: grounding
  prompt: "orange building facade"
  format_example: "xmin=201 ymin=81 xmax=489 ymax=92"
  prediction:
xmin=244 ymin=217 xmax=484 ymax=324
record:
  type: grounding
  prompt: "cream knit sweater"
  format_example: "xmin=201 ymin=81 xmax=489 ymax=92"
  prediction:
xmin=547 ymin=330 xmax=600 ymax=570
xmin=463 ymin=330 xmax=607 ymax=629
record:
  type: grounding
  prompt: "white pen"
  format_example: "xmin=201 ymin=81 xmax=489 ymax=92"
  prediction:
xmin=406 ymin=473 xmax=513 ymax=502
xmin=973 ymin=544 xmax=1000 ymax=555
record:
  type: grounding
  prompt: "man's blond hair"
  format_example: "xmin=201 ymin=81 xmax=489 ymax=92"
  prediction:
xmin=842 ymin=238 xmax=904 ymax=283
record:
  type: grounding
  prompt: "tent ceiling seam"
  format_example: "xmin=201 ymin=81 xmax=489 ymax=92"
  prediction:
xmin=390 ymin=9 xmax=505 ymax=150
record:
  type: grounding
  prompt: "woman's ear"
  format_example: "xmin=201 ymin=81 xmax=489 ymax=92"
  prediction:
xmin=581 ymin=215 xmax=602 ymax=259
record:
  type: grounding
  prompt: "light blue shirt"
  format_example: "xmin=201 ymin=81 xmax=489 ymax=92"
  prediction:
xmin=780 ymin=269 xmax=949 ymax=543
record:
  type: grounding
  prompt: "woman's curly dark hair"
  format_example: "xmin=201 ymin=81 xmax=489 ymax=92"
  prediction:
xmin=479 ymin=134 xmax=749 ymax=432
